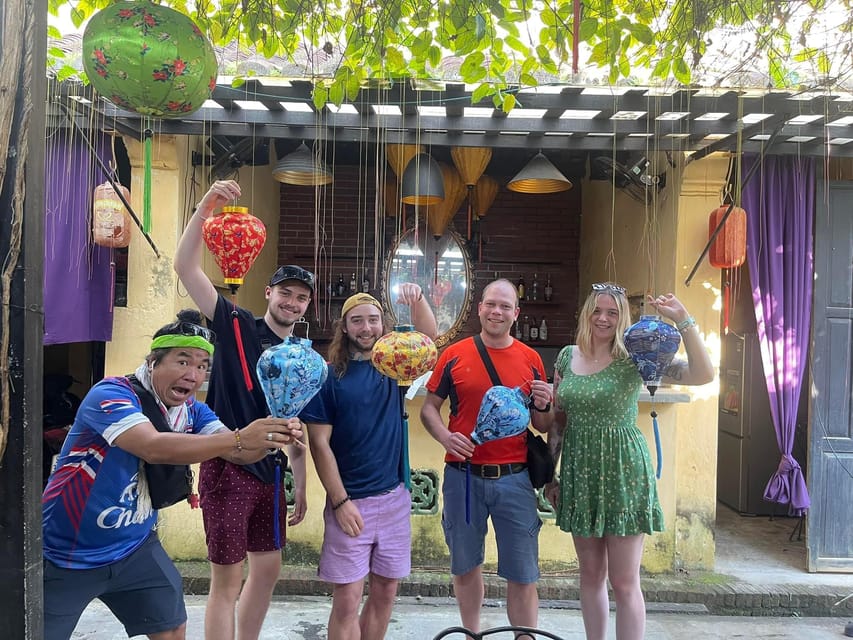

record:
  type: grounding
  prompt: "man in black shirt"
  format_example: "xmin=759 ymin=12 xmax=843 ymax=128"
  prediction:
xmin=174 ymin=179 xmax=313 ymax=640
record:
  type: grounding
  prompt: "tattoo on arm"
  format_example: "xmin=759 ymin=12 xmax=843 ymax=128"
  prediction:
xmin=664 ymin=360 xmax=687 ymax=381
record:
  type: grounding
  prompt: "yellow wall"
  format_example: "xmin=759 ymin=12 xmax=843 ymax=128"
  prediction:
xmin=111 ymin=137 xmax=730 ymax=573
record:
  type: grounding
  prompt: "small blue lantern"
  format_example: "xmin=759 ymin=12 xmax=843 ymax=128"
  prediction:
xmin=624 ymin=315 xmax=681 ymax=395
xmin=624 ymin=315 xmax=681 ymax=479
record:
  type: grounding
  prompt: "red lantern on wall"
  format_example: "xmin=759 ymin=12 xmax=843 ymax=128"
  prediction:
xmin=708 ymin=205 xmax=747 ymax=268
xmin=92 ymin=182 xmax=132 ymax=248
xmin=709 ymin=204 xmax=747 ymax=334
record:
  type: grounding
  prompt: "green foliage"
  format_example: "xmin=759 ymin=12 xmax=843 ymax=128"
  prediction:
xmin=50 ymin=0 xmax=853 ymax=109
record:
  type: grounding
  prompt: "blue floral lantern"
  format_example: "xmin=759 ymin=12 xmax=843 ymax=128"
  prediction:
xmin=624 ymin=315 xmax=681 ymax=478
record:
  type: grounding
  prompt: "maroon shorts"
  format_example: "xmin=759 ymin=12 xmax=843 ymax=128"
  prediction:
xmin=199 ymin=458 xmax=287 ymax=565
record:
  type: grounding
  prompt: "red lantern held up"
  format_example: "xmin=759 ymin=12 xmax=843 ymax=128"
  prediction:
xmin=92 ymin=182 xmax=132 ymax=248
xmin=202 ymin=205 xmax=267 ymax=392
xmin=201 ymin=205 xmax=267 ymax=296
xmin=708 ymin=205 xmax=747 ymax=268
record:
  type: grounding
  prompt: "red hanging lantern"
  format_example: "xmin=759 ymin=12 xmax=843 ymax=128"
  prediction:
xmin=708 ymin=205 xmax=747 ymax=268
xmin=202 ymin=205 xmax=267 ymax=391
xmin=201 ymin=206 xmax=267 ymax=296
xmin=92 ymin=182 xmax=132 ymax=248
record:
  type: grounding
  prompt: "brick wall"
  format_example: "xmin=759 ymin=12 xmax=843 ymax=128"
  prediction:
xmin=276 ymin=164 xmax=581 ymax=361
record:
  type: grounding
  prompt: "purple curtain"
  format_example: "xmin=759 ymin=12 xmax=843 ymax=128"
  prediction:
xmin=44 ymin=129 xmax=115 ymax=345
xmin=741 ymin=154 xmax=813 ymax=516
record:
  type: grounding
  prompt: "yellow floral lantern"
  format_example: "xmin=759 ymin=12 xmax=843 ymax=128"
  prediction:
xmin=371 ymin=324 xmax=437 ymax=384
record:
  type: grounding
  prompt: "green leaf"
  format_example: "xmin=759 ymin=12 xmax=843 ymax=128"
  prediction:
xmin=651 ymin=58 xmax=672 ymax=79
xmin=505 ymin=34 xmax=529 ymax=55
xmin=384 ymin=46 xmax=407 ymax=71
xmin=48 ymin=25 xmax=62 ymax=39
xmin=231 ymin=77 xmax=246 ymax=88
xmin=428 ymin=45 xmax=442 ymax=68
xmin=471 ymin=82 xmax=494 ymax=105
xmin=56 ymin=64 xmax=78 ymax=82
xmin=329 ymin=79 xmax=345 ymax=106
xmin=501 ymin=93 xmax=517 ymax=113
xmin=817 ymin=51 xmax=830 ymax=75
xmin=579 ymin=18 xmax=598 ymax=41
xmin=459 ymin=51 xmax=486 ymax=77
xmin=313 ymin=86 xmax=329 ymax=111
xmin=48 ymin=46 xmax=66 ymax=59
xmin=673 ymin=57 xmax=691 ymax=85
xmin=520 ymin=72 xmax=538 ymax=87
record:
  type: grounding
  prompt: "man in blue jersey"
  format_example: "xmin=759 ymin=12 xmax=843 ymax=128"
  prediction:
xmin=302 ymin=290 xmax=436 ymax=640
xmin=42 ymin=311 xmax=302 ymax=640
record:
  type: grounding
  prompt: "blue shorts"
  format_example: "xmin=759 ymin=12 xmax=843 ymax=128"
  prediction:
xmin=43 ymin=532 xmax=186 ymax=640
xmin=441 ymin=464 xmax=542 ymax=584
xmin=318 ymin=484 xmax=412 ymax=584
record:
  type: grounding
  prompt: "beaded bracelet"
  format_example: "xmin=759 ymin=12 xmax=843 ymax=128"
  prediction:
xmin=676 ymin=316 xmax=697 ymax=332
xmin=234 ymin=429 xmax=243 ymax=451
xmin=332 ymin=495 xmax=351 ymax=511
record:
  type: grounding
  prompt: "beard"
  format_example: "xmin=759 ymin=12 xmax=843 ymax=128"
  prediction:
xmin=347 ymin=332 xmax=378 ymax=354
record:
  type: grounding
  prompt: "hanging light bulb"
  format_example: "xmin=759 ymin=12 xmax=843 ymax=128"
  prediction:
xmin=272 ymin=142 xmax=333 ymax=186
xmin=507 ymin=152 xmax=572 ymax=194
xmin=401 ymin=152 xmax=445 ymax=205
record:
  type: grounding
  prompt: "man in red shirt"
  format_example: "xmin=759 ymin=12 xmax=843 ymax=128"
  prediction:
xmin=421 ymin=278 xmax=553 ymax=636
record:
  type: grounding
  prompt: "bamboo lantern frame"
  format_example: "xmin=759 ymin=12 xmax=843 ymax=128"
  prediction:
xmin=386 ymin=143 xmax=424 ymax=178
xmin=451 ymin=146 xmax=492 ymax=240
xmin=424 ymin=163 xmax=466 ymax=238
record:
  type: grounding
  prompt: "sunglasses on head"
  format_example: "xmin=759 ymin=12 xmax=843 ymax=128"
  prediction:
xmin=591 ymin=283 xmax=626 ymax=295
xmin=270 ymin=265 xmax=315 ymax=290
xmin=172 ymin=321 xmax=216 ymax=344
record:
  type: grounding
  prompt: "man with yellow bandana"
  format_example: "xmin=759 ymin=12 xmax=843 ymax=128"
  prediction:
xmin=41 ymin=310 xmax=302 ymax=640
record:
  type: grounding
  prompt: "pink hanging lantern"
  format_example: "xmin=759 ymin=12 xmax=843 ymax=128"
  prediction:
xmin=92 ymin=182 xmax=132 ymax=248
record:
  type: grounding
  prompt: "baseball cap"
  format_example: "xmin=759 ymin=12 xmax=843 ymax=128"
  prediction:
xmin=268 ymin=265 xmax=315 ymax=292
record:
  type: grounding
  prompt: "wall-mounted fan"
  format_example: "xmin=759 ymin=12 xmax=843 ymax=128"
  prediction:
xmin=192 ymin=136 xmax=270 ymax=181
xmin=591 ymin=153 xmax=667 ymax=204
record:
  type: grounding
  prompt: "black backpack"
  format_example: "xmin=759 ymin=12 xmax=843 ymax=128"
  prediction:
xmin=126 ymin=375 xmax=194 ymax=509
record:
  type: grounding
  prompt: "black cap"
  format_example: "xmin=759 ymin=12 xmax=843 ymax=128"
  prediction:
xmin=268 ymin=265 xmax=315 ymax=292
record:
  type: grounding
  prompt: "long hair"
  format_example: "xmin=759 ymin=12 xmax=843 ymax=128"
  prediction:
xmin=575 ymin=286 xmax=632 ymax=360
xmin=326 ymin=311 xmax=394 ymax=379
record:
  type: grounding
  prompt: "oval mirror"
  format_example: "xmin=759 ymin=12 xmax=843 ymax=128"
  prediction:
xmin=382 ymin=227 xmax=473 ymax=348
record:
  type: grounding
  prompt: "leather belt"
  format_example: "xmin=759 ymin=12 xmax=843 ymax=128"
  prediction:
xmin=447 ymin=461 xmax=527 ymax=479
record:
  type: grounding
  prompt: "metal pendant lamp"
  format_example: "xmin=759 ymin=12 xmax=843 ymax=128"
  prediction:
xmin=401 ymin=152 xmax=445 ymax=205
xmin=507 ymin=152 xmax=572 ymax=194
xmin=272 ymin=142 xmax=333 ymax=186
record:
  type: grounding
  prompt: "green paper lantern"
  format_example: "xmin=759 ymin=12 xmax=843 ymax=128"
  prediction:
xmin=82 ymin=1 xmax=218 ymax=118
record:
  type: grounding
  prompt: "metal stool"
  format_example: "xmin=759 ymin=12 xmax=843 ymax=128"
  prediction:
xmin=432 ymin=625 xmax=566 ymax=640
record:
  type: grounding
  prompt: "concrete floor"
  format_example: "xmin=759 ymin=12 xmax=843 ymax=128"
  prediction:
xmin=71 ymin=503 xmax=853 ymax=639
xmin=713 ymin=503 xmax=852 ymax=588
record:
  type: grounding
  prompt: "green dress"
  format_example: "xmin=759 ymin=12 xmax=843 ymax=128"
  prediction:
xmin=554 ymin=346 xmax=664 ymax=537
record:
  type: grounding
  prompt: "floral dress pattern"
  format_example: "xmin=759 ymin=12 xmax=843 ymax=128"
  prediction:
xmin=554 ymin=346 xmax=664 ymax=537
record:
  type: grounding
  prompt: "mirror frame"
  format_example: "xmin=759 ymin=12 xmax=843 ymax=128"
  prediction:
xmin=381 ymin=226 xmax=474 ymax=348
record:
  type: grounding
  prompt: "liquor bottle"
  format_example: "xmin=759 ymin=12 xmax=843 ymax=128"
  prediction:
xmin=530 ymin=315 xmax=539 ymax=341
xmin=544 ymin=273 xmax=553 ymax=302
xmin=514 ymin=319 xmax=523 ymax=341
xmin=522 ymin=314 xmax=531 ymax=342
xmin=335 ymin=274 xmax=347 ymax=297
xmin=361 ymin=270 xmax=370 ymax=293
xmin=531 ymin=273 xmax=539 ymax=301
xmin=539 ymin=317 xmax=548 ymax=342
xmin=517 ymin=275 xmax=526 ymax=301
xmin=349 ymin=272 xmax=357 ymax=294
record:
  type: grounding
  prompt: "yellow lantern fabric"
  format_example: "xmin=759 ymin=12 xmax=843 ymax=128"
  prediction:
xmin=371 ymin=324 xmax=438 ymax=384
xmin=424 ymin=163 xmax=466 ymax=238
xmin=471 ymin=175 xmax=499 ymax=219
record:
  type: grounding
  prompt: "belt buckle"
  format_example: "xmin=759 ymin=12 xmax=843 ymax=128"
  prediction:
xmin=481 ymin=464 xmax=501 ymax=479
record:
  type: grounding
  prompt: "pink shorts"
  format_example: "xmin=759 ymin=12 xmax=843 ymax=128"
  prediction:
xmin=318 ymin=484 xmax=411 ymax=584
xmin=199 ymin=458 xmax=287 ymax=565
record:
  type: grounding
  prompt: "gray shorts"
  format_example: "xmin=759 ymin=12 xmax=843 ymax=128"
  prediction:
xmin=43 ymin=532 xmax=186 ymax=640
xmin=441 ymin=463 xmax=542 ymax=583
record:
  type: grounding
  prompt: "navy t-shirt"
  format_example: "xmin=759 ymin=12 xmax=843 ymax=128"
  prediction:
xmin=301 ymin=360 xmax=404 ymax=499
xmin=206 ymin=294 xmax=284 ymax=482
